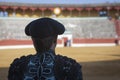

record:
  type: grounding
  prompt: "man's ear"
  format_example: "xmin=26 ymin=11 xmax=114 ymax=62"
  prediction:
xmin=50 ymin=41 xmax=56 ymax=50
xmin=54 ymin=39 xmax=57 ymax=43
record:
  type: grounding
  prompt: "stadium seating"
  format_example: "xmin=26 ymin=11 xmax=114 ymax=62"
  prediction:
xmin=0 ymin=17 xmax=116 ymax=40
xmin=58 ymin=17 xmax=116 ymax=38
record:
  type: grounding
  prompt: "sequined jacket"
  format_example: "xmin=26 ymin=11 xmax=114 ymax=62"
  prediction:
xmin=8 ymin=50 xmax=83 ymax=80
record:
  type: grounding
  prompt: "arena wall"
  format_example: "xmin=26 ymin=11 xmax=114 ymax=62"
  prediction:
xmin=0 ymin=17 xmax=119 ymax=48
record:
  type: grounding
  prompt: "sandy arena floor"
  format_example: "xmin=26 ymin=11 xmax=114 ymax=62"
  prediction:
xmin=0 ymin=46 xmax=120 ymax=80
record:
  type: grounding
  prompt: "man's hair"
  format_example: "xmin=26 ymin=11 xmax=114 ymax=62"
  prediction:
xmin=32 ymin=36 xmax=57 ymax=52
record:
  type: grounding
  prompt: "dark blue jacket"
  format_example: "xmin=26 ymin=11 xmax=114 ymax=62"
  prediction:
xmin=8 ymin=50 xmax=83 ymax=80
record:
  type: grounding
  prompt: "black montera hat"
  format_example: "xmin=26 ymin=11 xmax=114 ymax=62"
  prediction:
xmin=25 ymin=17 xmax=65 ymax=39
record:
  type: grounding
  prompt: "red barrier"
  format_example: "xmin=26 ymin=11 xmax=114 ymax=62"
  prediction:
xmin=0 ymin=40 xmax=32 ymax=46
xmin=0 ymin=38 xmax=119 ymax=46
xmin=72 ymin=38 xmax=116 ymax=43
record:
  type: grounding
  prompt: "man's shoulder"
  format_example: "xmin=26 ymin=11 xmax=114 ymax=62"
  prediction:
xmin=8 ymin=55 xmax=33 ymax=80
xmin=54 ymin=55 xmax=82 ymax=80
xmin=55 ymin=54 xmax=81 ymax=66
xmin=55 ymin=54 xmax=82 ymax=71
xmin=10 ymin=55 xmax=33 ymax=68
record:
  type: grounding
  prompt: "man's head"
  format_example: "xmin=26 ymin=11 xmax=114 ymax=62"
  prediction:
xmin=25 ymin=17 xmax=65 ymax=52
